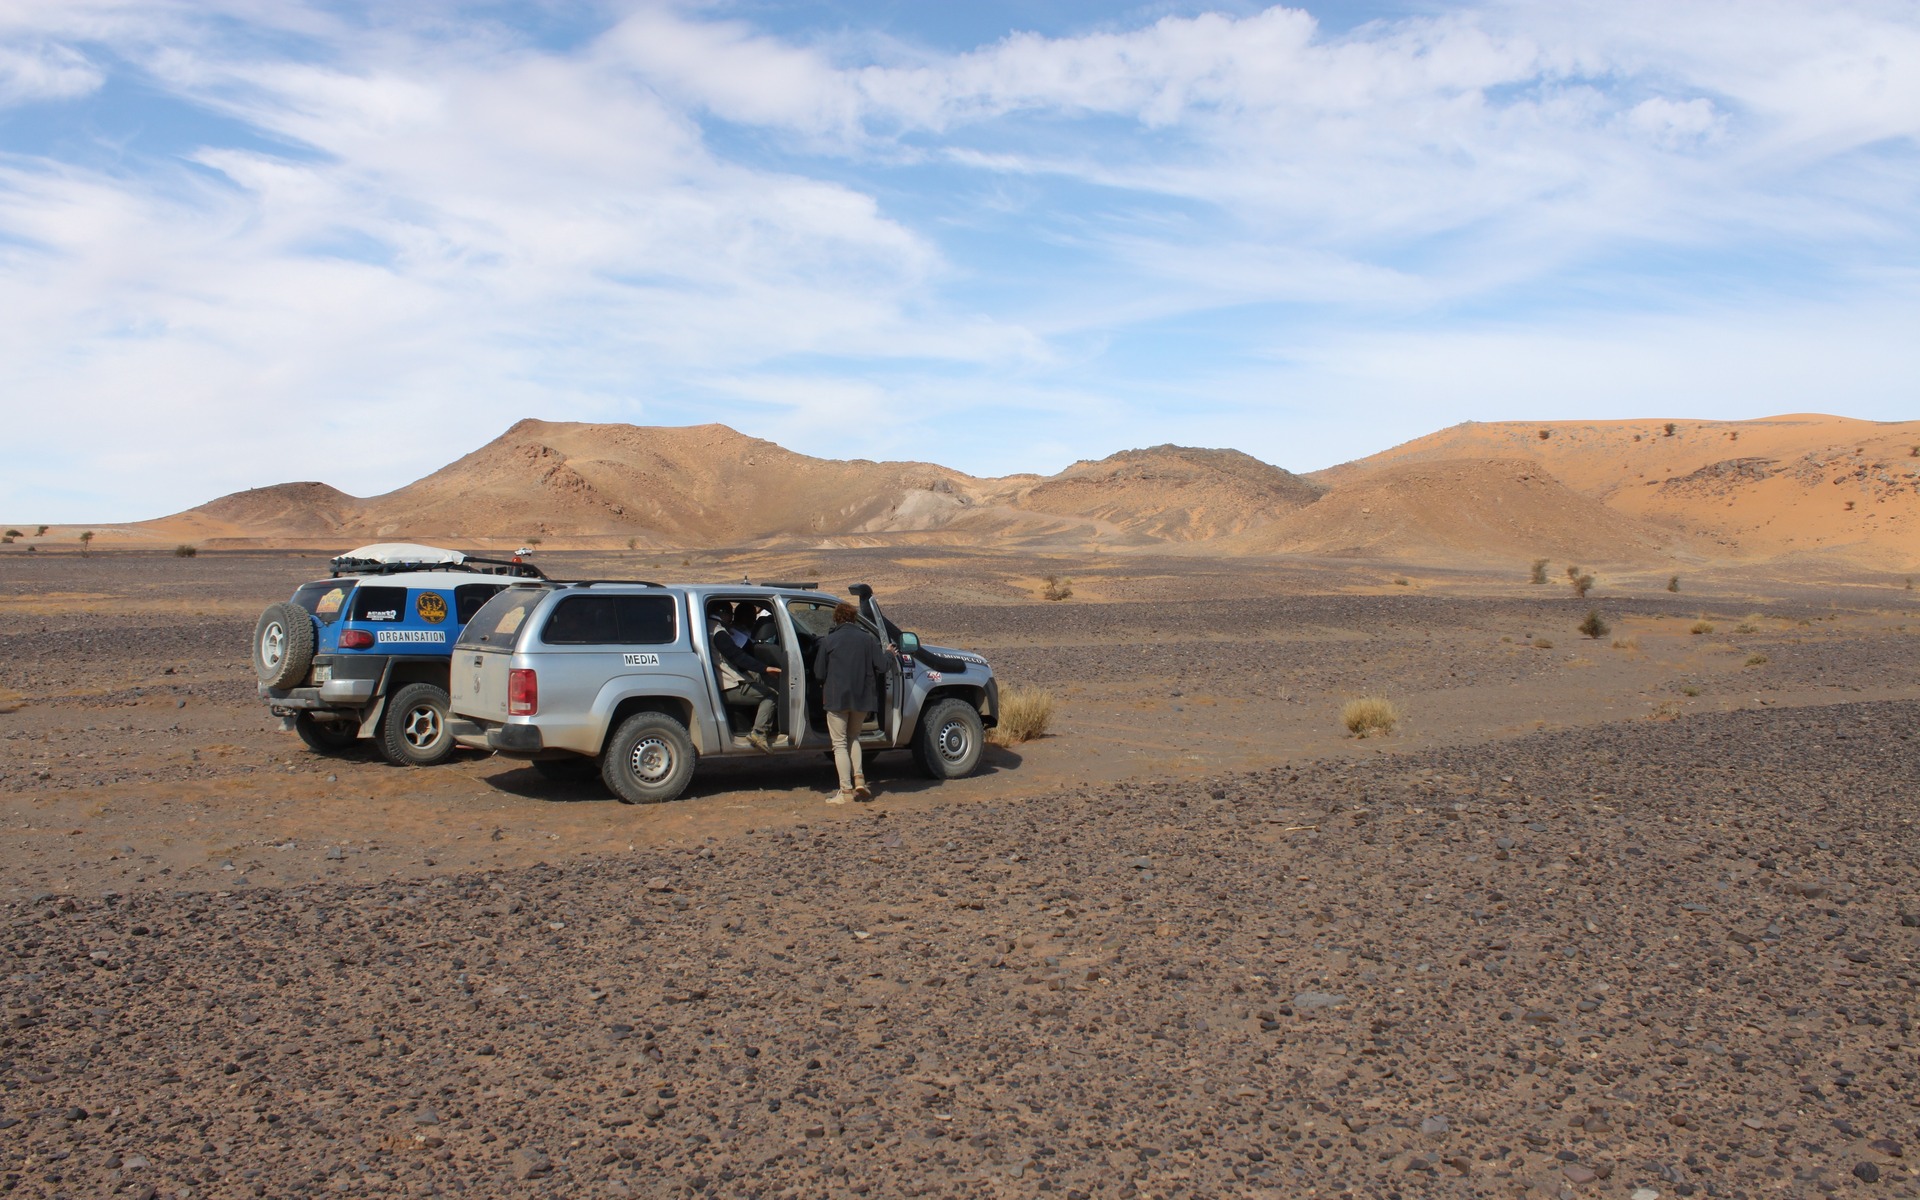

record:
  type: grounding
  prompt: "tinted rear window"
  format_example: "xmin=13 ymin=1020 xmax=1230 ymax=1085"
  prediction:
xmin=541 ymin=595 xmax=678 ymax=645
xmin=291 ymin=581 xmax=350 ymax=627
xmin=457 ymin=588 xmax=550 ymax=649
xmin=349 ymin=586 xmax=408 ymax=622
xmin=454 ymin=583 xmax=505 ymax=625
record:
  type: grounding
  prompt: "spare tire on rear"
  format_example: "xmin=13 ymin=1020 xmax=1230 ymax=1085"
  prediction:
xmin=253 ymin=601 xmax=316 ymax=689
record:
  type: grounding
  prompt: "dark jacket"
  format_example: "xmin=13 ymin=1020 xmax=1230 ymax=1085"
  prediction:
xmin=814 ymin=622 xmax=888 ymax=713
xmin=710 ymin=617 xmax=773 ymax=692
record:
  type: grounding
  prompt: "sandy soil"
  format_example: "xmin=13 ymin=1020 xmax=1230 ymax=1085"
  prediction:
xmin=2 ymin=547 xmax=1918 ymax=1198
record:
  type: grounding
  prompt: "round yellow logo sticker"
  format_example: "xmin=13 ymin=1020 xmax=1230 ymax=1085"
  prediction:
xmin=416 ymin=592 xmax=448 ymax=624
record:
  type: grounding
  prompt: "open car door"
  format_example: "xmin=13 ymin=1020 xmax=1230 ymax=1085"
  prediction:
xmin=848 ymin=584 xmax=908 ymax=742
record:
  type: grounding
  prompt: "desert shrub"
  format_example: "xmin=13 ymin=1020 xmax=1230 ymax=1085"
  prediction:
xmin=527 ymin=537 xmax=543 ymax=547
xmin=0 ymin=536 xmax=11 ymax=544
xmin=1844 ymin=500 xmax=1855 ymax=511
xmin=1565 ymin=564 xmax=1579 ymax=579
xmin=1667 ymin=575 xmax=1680 ymax=593
xmin=34 ymin=525 xmax=46 ymax=536
xmin=1529 ymin=558 xmax=1548 ymax=585
xmin=1537 ymin=428 xmax=1551 ymax=440
xmin=1532 ymin=637 xmax=1554 ymax=649
xmin=1663 ymin=422 xmax=1676 ymax=437
xmin=1041 ymin=574 xmax=1073 ymax=602
xmin=1341 ymin=696 xmax=1399 ymax=738
xmin=1393 ymin=577 xmax=1409 ymax=587
xmin=173 ymin=544 xmax=197 ymax=558
xmin=1906 ymin=577 xmax=1914 ymax=591
xmin=990 ymin=685 xmax=1055 ymax=746
xmin=626 ymin=538 xmax=638 ymax=550
xmin=1578 ymin=608 xmax=1610 ymax=639
xmin=1733 ymin=615 xmax=1761 ymax=634
xmin=1571 ymin=573 xmax=1595 ymax=598
xmin=1689 ymin=620 xmax=1715 ymax=635
xmin=1744 ymin=654 xmax=1769 ymax=667
xmin=1611 ymin=635 xmax=1640 ymax=651
xmin=1680 ymin=684 xmax=1702 ymax=697
xmin=2 ymin=529 xmax=19 ymax=538
xmin=78 ymin=530 xmax=94 ymax=554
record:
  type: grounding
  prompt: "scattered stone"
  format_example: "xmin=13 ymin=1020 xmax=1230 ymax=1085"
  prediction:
xmin=1852 ymin=1162 xmax=1880 ymax=1183
xmin=1290 ymin=991 xmax=1347 ymax=1011
xmin=1420 ymin=1115 xmax=1449 ymax=1136
xmin=509 ymin=1148 xmax=551 ymax=1180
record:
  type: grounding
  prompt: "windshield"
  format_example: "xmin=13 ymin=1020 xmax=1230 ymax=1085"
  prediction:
xmin=457 ymin=587 xmax=549 ymax=649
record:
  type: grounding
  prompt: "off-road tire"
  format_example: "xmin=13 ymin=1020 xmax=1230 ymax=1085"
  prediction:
xmin=253 ymin=602 xmax=315 ymax=689
xmin=377 ymin=683 xmax=455 ymax=767
xmin=912 ymin=698 xmax=984 ymax=780
xmin=602 ymin=712 xmax=697 ymax=805
xmin=293 ymin=712 xmax=358 ymax=755
xmin=532 ymin=757 xmax=601 ymax=784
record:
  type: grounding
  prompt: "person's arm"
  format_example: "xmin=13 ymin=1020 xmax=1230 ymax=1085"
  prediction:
xmin=714 ymin=629 xmax=767 ymax=679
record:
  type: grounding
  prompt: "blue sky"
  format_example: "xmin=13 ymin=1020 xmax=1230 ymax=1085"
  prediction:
xmin=2 ymin=1 xmax=1918 ymax=521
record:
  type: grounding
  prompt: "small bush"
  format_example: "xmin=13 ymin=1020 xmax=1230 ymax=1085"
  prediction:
xmin=1733 ymin=616 xmax=1760 ymax=634
xmin=34 ymin=525 xmax=47 ymax=536
xmin=1744 ymin=654 xmax=1769 ymax=667
xmin=1680 ymin=684 xmax=1702 ymax=697
xmin=173 ymin=544 xmax=197 ymax=558
xmin=78 ymin=530 xmax=94 ymax=555
xmin=1667 ymin=575 xmax=1680 ymax=593
xmin=0 ymin=536 xmax=11 ymax=544
xmin=1537 ymin=428 xmax=1551 ymax=440
xmin=1529 ymin=559 xmax=1548 ymax=584
xmin=1571 ymin=573 xmax=1595 ymax=599
xmin=1041 ymin=574 xmax=1073 ymax=602
xmin=1393 ymin=577 xmax=1409 ymax=587
xmin=1611 ymin=636 xmax=1640 ymax=651
xmin=1341 ymin=696 xmax=1399 ymax=738
xmin=1689 ymin=620 xmax=1715 ymax=635
xmin=1565 ymin=564 xmax=1579 ymax=579
xmin=1532 ymin=637 xmax=1554 ymax=649
xmin=1578 ymin=608 xmax=1610 ymax=639
xmin=2 ymin=529 xmax=19 ymax=538
xmin=991 ymin=685 xmax=1055 ymax=746
xmin=1663 ymin=422 xmax=1676 ymax=437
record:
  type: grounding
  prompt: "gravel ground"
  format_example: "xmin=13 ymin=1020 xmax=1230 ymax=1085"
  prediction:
xmin=5 ymin=701 xmax=1917 ymax=1200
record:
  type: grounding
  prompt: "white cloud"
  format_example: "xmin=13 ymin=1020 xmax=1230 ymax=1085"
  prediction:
xmin=0 ymin=1 xmax=1917 ymax=520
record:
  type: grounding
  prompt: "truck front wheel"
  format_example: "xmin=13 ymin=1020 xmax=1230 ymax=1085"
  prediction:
xmin=603 ymin=712 xmax=697 ymax=804
xmin=912 ymin=698 xmax=984 ymax=779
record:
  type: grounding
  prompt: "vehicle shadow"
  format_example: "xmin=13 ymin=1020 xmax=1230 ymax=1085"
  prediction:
xmin=475 ymin=743 xmax=1026 ymax=805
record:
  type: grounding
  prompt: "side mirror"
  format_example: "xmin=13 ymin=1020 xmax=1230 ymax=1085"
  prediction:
xmin=897 ymin=631 xmax=920 ymax=653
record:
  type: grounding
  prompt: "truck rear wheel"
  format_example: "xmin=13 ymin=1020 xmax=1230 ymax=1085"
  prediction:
xmin=603 ymin=712 xmax=696 ymax=804
xmin=913 ymin=698 xmax=984 ymax=779
xmin=377 ymin=683 xmax=455 ymax=766
xmin=253 ymin=602 xmax=315 ymax=689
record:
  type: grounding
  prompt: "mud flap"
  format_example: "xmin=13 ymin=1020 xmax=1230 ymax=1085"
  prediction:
xmin=356 ymin=696 xmax=387 ymax=739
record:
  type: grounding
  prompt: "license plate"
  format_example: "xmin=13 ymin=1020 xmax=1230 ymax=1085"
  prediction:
xmin=312 ymin=667 xmax=332 ymax=683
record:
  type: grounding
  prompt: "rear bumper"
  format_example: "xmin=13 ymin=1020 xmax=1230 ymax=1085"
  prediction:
xmin=262 ymin=679 xmax=378 ymax=711
xmin=450 ymin=717 xmax=544 ymax=754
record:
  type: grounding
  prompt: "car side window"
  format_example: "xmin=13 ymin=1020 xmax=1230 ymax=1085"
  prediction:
xmin=786 ymin=601 xmax=836 ymax=638
xmin=541 ymin=595 xmax=678 ymax=645
xmin=349 ymin=586 xmax=407 ymax=622
xmin=454 ymin=583 xmax=505 ymax=625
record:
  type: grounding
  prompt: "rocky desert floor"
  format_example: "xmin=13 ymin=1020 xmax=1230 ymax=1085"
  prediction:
xmin=1 ymin=546 xmax=1917 ymax=1199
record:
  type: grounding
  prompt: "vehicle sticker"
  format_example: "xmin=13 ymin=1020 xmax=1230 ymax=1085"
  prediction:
xmin=498 ymin=608 xmax=527 ymax=634
xmin=316 ymin=588 xmax=346 ymax=615
xmin=926 ymin=669 xmax=943 ymax=683
xmin=623 ymin=653 xmax=661 ymax=667
xmin=376 ymin=629 xmax=447 ymax=644
xmin=416 ymin=592 xmax=448 ymax=623
xmin=364 ymin=609 xmax=400 ymax=621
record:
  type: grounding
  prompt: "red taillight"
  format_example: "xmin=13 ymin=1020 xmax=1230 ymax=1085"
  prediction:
xmin=508 ymin=668 xmax=538 ymax=716
xmin=339 ymin=629 xmax=375 ymax=650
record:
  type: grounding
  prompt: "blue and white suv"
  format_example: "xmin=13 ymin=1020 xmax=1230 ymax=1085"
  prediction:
xmin=252 ymin=544 xmax=545 ymax=765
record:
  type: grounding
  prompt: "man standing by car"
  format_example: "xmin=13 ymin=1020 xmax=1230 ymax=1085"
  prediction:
xmin=814 ymin=601 xmax=888 ymax=804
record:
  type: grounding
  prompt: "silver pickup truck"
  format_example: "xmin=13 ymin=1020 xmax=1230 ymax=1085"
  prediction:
xmin=446 ymin=579 xmax=1000 ymax=803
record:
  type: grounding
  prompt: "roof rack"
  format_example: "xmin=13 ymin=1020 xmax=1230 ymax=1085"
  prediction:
xmin=330 ymin=555 xmax=547 ymax=579
xmin=564 ymin=580 xmax=666 ymax=589
xmin=755 ymin=580 xmax=821 ymax=590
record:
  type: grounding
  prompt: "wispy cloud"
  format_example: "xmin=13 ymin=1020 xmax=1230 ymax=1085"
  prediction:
xmin=1 ymin=1 xmax=1916 ymax=519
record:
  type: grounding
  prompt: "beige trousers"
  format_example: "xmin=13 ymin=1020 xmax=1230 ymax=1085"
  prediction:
xmin=825 ymin=710 xmax=864 ymax=791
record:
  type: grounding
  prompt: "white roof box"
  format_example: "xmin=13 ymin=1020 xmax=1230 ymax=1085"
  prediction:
xmin=335 ymin=543 xmax=466 ymax=567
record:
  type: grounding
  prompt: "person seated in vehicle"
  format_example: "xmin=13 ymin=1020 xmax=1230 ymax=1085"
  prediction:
xmin=707 ymin=602 xmax=784 ymax=751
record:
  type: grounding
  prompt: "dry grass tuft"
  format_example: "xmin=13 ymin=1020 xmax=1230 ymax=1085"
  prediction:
xmin=0 ymin=688 xmax=23 ymax=714
xmin=1532 ymin=637 xmax=1555 ymax=649
xmin=1744 ymin=654 xmax=1769 ymax=667
xmin=990 ymin=685 xmax=1055 ymax=746
xmin=1610 ymin=635 xmax=1640 ymax=651
xmin=1041 ymin=574 xmax=1074 ymax=602
xmin=1341 ymin=696 xmax=1400 ymax=738
xmin=1689 ymin=620 xmax=1715 ymax=635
